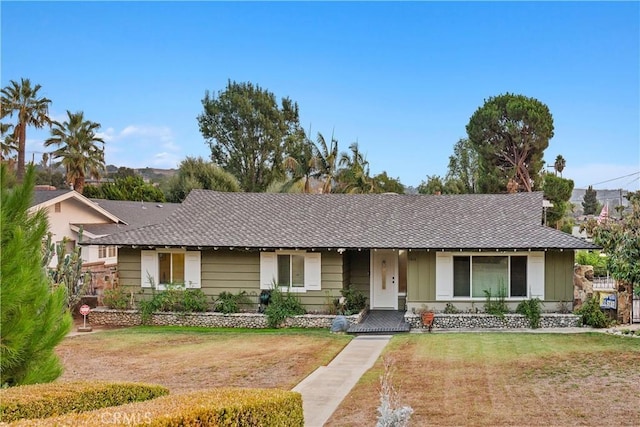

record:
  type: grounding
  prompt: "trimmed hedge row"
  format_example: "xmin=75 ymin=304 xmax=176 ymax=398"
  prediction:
xmin=8 ymin=388 xmax=304 ymax=426
xmin=0 ymin=381 xmax=168 ymax=422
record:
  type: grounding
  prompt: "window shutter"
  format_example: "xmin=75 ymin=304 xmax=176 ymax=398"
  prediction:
xmin=184 ymin=251 xmax=201 ymax=289
xmin=304 ymin=252 xmax=322 ymax=291
xmin=260 ymin=252 xmax=277 ymax=290
xmin=435 ymin=253 xmax=453 ymax=300
xmin=141 ymin=250 xmax=158 ymax=288
xmin=528 ymin=252 xmax=545 ymax=299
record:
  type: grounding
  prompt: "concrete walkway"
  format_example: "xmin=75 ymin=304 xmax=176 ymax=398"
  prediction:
xmin=292 ymin=335 xmax=391 ymax=427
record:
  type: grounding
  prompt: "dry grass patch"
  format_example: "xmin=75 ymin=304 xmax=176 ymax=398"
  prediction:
xmin=57 ymin=326 xmax=350 ymax=393
xmin=326 ymin=333 xmax=640 ymax=427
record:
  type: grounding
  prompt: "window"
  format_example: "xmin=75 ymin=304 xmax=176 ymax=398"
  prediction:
xmin=98 ymin=245 xmax=107 ymax=258
xmin=108 ymin=246 xmax=117 ymax=258
xmin=260 ymin=251 xmax=321 ymax=292
xmin=277 ymin=254 xmax=305 ymax=287
xmin=140 ymin=250 xmax=201 ymax=289
xmin=453 ymin=255 xmax=528 ymax=298
xmin=54 ymin=202 xmax=61 ymax=213
xmin=158 ymin=252 xmax=185 ymax=284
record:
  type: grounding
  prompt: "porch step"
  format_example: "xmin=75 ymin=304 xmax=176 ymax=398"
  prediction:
xmin=347 ymin=310 xmax=410 ymax=334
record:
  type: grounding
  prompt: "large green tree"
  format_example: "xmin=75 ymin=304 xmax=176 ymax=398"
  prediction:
xmin=197 ymin=81 xmax=304 ymax=192
xmin=335 ymin=142 xmax=375 ymax=194
xmin=1 ymin=165 xmax=72 ymax=386
xmin=445 ymin=138 xmax=479 ymax=194
xmin=84 ymin=175 xmax=166 ymax=202
xmin=44 ymin=111 xmax=105 ymax=195
xmin=593 ymin=192 xmax=640 ymax=297
xmin=466 ymin=93 xmax=554 ymax=193
xmin=313 ymin=132 xmax=340 ymax=194
xmin=542 ymin=174 xmax=574 ymax=229
xmin=282 ymin=137 xmax=318 ymax=193
xmin=372 ymin=171 xmax=405 ymax=194
xmin=582 ymin=185 xmax=599 ymax=215
xmin=0 ymin=78 xmax=52 ymax=182
xmin=163 ymin=156 xmax=241 ymax=202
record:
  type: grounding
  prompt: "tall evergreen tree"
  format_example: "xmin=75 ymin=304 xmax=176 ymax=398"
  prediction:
xmin=0 ymin=165 xmax=72 ymax=386
xmin=582 ymin=185 xmax=598 ymax=215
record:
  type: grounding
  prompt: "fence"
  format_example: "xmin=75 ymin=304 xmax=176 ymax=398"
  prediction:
xmin=592 ymin=277 xmax=617 ymax=291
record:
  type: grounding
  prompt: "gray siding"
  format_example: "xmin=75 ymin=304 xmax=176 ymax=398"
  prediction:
xmin=346 ymin=250 xmax=370 ymax=294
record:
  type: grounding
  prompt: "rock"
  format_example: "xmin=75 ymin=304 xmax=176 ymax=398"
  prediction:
xmin=331 ymin=316 xmax=350 ymax=333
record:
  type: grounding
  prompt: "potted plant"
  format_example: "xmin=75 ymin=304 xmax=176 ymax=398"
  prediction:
xmin=416 ymin=304 xmax=435 ymax=332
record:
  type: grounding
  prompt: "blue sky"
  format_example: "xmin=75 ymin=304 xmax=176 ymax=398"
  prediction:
xmin=2 ymin=1 xmax=639 ymax=190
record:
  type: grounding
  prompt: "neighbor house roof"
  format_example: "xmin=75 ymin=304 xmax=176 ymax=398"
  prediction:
xmin=87 ymin=190 xmax=598 ymax=251
xmin=30 ymin=189 xmax=123 ymax=225
xmin=76 ymin=199 xmax=181 ymax=237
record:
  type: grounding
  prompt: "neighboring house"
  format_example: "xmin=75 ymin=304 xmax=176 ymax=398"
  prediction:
xmin=30 ymin=188 xmax=179 ymax=295
xmin=86 ymin=190 xmax=598 ymax=312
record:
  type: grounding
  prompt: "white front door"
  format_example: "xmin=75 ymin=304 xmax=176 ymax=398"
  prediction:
xmin=371 ymin=250 xmax=398 ymax=309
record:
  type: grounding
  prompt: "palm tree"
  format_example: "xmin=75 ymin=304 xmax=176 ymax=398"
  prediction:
xmin=0 ymin=123 xmax=17 ymax=162
xmin=44 ymin=111 xmax=105 ymax=194
xmin=0 ymin=78 xmax=52 ymax=181
xmin=312 ymin=132 xmax=339 ymax=194
xmin=282 ymin=138 xmax=318 ymax=193
xmin=554 ymin=155 xmax=566 ymax=177
xmin=336 ymin=142 xmax=375 ymax=194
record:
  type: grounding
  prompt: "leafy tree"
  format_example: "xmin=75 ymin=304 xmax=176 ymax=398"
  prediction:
xmin=593 ymin=194 xmax=640 ymax=298
xmin=372 ymin=171 xmax=405 ymax=194
xmin=417 ymin=175 xmax=445 ymax=195
xmin=35 ymin=169 xmax=67 ymax=189
xmin=84 ymin=175 xmax=166 ymax=202
xmin=554 ymin=154 xmax=566 ymax=177
xmin=466 ymin=93 xmax=554 ymax=193
xmin=582 ymin=185 xmax=599 ymax=215
xmin=543 ymin=174 xmax=574 ymax=229
xmin=163 ymin=156 xmax=241 ymax=203
xmin=1 ymin=122 xmax=17 ymax=163
xmin=197 ymin=80 xmax=304 ymax=192
xmin=0 ymin=78 xmax=53 ymax=182
xmin=44 ymin=111 xmax=105 ymax=194
xmin=445 ymin=138 xmax=479 ymax=194
xmin=109 ymin=166 xmax=137 ymax=180
xmin=335 ymin=142 xmax=375 ymax=194
xmin=1 ymin=165 xmax=72 ymax=386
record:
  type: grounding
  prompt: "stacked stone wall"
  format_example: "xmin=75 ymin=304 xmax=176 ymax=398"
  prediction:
xmin=88 ymin=308 xmax=364 ymax=329
xmin=404 ymin=313 xmax=581 ymax=330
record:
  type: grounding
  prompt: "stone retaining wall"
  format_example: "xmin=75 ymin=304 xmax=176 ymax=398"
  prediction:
xmin=88 ymin=308 xmax=365 ymax=329
xmin=404 ymin=313 xmax=581 ymax=330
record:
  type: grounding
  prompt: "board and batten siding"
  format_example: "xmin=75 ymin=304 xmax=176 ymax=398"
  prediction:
xmin=346 ymin=250 xmax=370 ymax=295
xmin=406 ymin=250 xmax=436 ymax=304
xmin=544 ymin=250 xmax=575 ymax=302
xmin=118 ymin=248 xmax=345 ymax=312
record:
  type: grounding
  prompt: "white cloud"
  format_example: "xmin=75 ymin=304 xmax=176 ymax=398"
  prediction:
xmin=102 ymin=124 xmax=183 ymax=169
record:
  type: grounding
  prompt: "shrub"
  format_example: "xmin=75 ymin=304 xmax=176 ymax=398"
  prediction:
xmin=483 ymin=286 xmax=508 ymax=318
xmin=102 ymin=287 xmax=129 ymax=310
xmin=265 ymin=285 xmax=306 ymax=328
xmin=182 ymin=289 xmax=209 ymax=312
xmin=336 ymin=286 xmax=367 ymax=315
xmin=516 ymin=298 xmax=543 ymax=328
xmin=0 ymin=381 xmax=168 ymax=422
xmin=575 ymin=251 xmax=608 ymax=277
xmin=443 ymin=302 xmax=460 ymax=314
xmin=575 ymin=294 xmax=610 ymax=328
xmin=7 ymin=388 xmax=303 ymax=426
xmin=213 ymin=291 xmax=253 ymax=314
xmin=138 ymin=283 xmax=208 ymax=324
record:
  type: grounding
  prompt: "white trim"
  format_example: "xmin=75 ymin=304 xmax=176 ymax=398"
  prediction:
xmin=260 ymin=252 xmax=277 ymax=290
xmin=141 ymin=250 xmax=158 ymax=288
xmin=436 ymin=251 xmax=544 ymax=300
xmin=260 ymin=250 xmax=322 ymax=293
xmin=371 ymin=249 xmax=399 ymax=309
xmin=30 ymin=190 xmax=125 ymax=224
xmin=184 ymin=251 xmax=201 ymax=289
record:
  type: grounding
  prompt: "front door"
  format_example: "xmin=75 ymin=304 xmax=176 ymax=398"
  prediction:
xmin=371 ymin=250 xmax=398 ymax=309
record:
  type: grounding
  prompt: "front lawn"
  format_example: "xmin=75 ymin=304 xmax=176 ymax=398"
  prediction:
xmin=58 ymin=326 xmax=351 ymax=393
xmin=326 ymin=333 xmax=640 ymax=426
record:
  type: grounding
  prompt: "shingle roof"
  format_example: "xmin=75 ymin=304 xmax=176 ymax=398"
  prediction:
xmin=88 ymin=190 xmax=598 ymax=250
xmin=31 ymin=190 xmax=73 ymax=206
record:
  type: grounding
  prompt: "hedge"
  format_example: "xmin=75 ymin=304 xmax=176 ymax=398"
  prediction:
xmin=0 ymin=381 xmax=168 ymax=422
xmin=7 ymin=388 xmax=303 ymax=426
